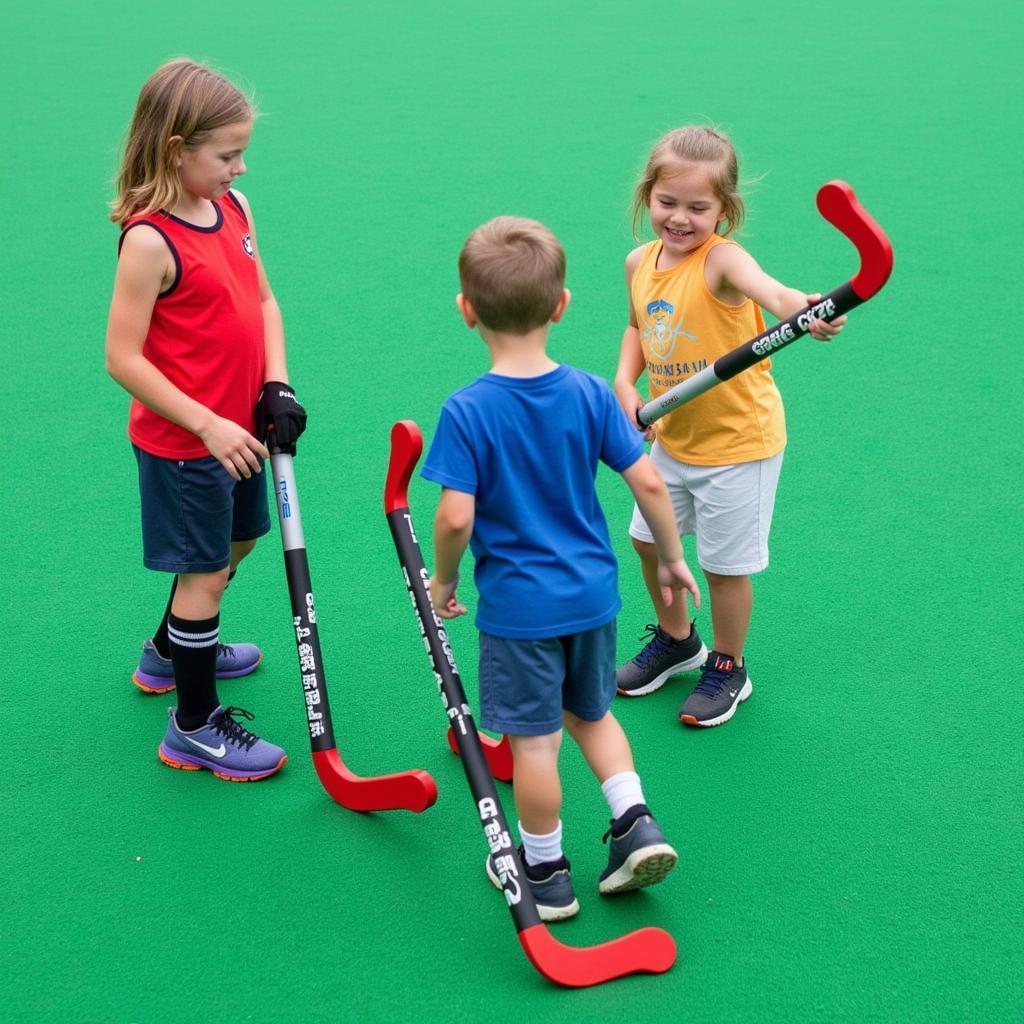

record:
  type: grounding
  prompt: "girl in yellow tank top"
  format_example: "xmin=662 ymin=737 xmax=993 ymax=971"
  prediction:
xmin=613 ymin=126 xmax=846 ymax=727
xmin=629 ymin=231 xmax=784 ymax=465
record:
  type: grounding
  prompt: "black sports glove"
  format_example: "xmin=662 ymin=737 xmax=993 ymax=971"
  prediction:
xmin=258 ymin=381 xmax=308 ymax=455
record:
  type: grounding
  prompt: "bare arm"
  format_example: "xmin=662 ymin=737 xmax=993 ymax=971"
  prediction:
xmin=105 ymin=226 xmax=267 ymax=479
xmin=613 ymin=246 xmax=654 ymax=438
xmin=430 ymin=487 xmax=475 ymax=618
xmin=621 ymin=455 xmax=700 ymax=608
xmin=233 ymin=190 xmax=289 ymax=382
xmin=707 ymin=243 xmax=847 ymax=340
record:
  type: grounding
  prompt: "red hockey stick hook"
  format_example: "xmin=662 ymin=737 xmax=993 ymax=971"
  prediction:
xmin=816 ymin=180 xmax=893 ymax=301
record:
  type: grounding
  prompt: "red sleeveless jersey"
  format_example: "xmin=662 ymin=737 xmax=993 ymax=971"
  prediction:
xmin=119 ymin=192 xmax=266 ymax=459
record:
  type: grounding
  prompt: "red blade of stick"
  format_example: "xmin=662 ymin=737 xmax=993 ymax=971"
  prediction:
xmin=385 ymin=421 xmax=423 ymax=513
xmin=816 ymin=180 xmax=894 ymax=301
xmin=518 ymin=923 xmax=677 ymax=988
xmin=446 ymin=726 xmax=514 ymax=782
xmin=312 ymin=749 xmax=438 ymax=813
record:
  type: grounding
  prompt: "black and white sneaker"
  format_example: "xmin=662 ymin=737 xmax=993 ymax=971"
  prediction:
xmin=486 ymin=846 xmax=579 ymax=922
xmin=678 ymin=651 xmax=752 ymax=727
xmin=598 ymin=804 xmax=678 ymax=895
xmin=616 ymin=622 xmax=708 ymax=696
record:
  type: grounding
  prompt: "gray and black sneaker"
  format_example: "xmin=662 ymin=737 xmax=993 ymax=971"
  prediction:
xmin=598 ymin=804 xmax=678 ymax=895
xmin=486 ymin=846 xmax=579 ymax=922
xmin=616 ymin=622 xmax=708 ymax=696
xmin=678 ymin=650 xmax=753 ymax=727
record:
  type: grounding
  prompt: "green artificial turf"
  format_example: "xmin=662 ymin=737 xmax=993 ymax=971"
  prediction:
xmin=2 ymin=1 xmax=1021 ymax=1021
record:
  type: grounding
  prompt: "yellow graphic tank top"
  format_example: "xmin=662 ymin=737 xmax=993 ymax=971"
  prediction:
xmin=631 ymin=233 xmax=786 ymax=465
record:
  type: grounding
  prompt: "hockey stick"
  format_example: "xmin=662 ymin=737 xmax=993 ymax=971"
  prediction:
xmin=385 ymin=421 xmax=676 ymax=987
xmin=270 ymin=439 xmax=438 ymax=813
xmin=638 ymin=180 xmax=894 ymax=426
xmin=376 ymin=415 xmax=511 ymax=781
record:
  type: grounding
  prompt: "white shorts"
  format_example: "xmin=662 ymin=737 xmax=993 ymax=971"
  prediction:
xmin=628 ymin=441 xmax=785 ymax=576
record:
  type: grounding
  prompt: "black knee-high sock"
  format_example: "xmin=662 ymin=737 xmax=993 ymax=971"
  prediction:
xmin=154 ymin=570 xmax=236 ymax=659
xmin=152 ymin=576 xmax=179 ymax=659
xmin=168 ymin=612 xmax=221 ymax=731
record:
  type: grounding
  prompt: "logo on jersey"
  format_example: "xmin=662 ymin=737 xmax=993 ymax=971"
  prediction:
xmin=640 ymin=299 xmax=696 ymax=360
xmin=242 ymin=233 xmax=255 ymax=258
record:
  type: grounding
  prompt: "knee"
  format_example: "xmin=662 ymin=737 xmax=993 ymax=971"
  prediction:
xmin=563 ymin=709 xmax=591 ymax=731
xmin=180 ymin=566 xmax=231 ymax=602
xmin=631 ymin=537 xmax=658 ymax=562
xmin=562 ymin=711 xmax=582 ymax=736
xmin=705 ymin=571 xmax=749 ymax=587
xmin=510 ymin=731 xmax=562 ymax=759
xmin=231 ymin=538 xmax=258 ymax=564
xmin=704 ymin=572 xmax=752 ymax=603
xmin=563 ymin=709 xmax=608 ymax=738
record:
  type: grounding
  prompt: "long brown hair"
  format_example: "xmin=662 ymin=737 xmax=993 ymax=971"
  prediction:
xmin=110 ymin=59 xmax=254 ymax=226
xmin=632 ymin=126 xmax=745 ymax=239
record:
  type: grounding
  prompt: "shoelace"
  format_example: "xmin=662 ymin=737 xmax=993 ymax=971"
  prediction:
xmin=693 ymin=665 xmax=732 ymax=698
xmin=212 ymin=706 xmax=259 ymax=751
xmin=633 ymin=623 xmax=672 ymax=667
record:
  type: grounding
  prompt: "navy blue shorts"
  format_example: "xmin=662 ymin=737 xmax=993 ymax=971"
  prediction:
xmin=478 ymin=621 xmax=617 ymax=736
xmin=133 ymin=445 xmax=271 ymax=573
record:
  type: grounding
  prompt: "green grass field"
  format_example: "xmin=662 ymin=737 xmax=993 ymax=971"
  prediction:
xmin=2 ymin=2 xmax=1021 ymax=1021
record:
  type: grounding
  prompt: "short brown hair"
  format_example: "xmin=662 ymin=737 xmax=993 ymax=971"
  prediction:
xmin=632 ymin=125 xmax=745 ymax=238
xmin=458 ymin=216 xmax=566 ymax=333
xmin=110 ymin=58 xmax=254 ymax=226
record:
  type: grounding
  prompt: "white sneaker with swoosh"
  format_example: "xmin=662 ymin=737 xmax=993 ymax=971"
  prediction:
xmin=158 ymin=706 xmax=287 ymax=782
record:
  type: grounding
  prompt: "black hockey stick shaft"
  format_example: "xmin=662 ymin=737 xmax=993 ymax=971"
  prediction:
xmin=385 ymin=499 xmax=541 ymax=933
xmin=270 ymin=449 xmax=337 ymax=753
xmin=638 ymin=180 xmax=893 ymax=426
xmin=270 ymin=443 xmax=437 ymax=812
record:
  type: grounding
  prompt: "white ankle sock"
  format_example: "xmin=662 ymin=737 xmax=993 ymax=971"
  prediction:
xmin=601 ymin=771 xmax=645 ymax=820
xmin=519 ymin=820 xmax=564 ymax=866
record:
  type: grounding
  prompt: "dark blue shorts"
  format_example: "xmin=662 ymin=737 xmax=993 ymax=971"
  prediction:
xmin=133 ymin=445 xmax=271 ymax=573
xmin=478 ymin=620 xmax=617 ymax=736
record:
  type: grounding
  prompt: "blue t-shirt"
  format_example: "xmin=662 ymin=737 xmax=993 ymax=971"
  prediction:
xmin=421 ymin=364 xmax=644 ymax=639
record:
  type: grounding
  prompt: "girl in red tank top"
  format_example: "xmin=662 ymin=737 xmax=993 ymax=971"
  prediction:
xmin=106 ymin=59 xmax=308 ymax=780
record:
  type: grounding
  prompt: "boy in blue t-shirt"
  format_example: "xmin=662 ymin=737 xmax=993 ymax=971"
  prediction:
xmin=422 ymin=216 xmax=701 ymax=921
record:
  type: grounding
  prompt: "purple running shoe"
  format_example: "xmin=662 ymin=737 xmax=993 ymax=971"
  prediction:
xmin=132 ymin=639 xmax=262 ymax=694
xmin=158 ymin=706 xmax=287 ymax=782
